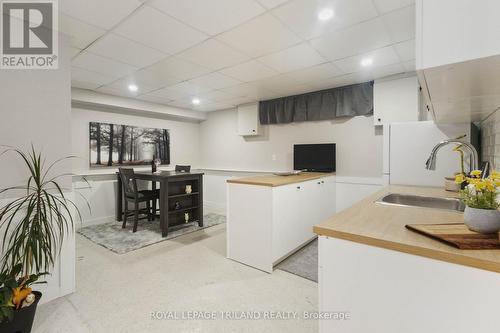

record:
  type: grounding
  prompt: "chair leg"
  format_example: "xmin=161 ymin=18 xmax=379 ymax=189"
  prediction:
xmin=133 ymin=202 xmax=139 ymax=232
xmin=146 ymin=201 xmax=151 ymax=221
xmin=122 ymin=200 xmax=128 ymax=229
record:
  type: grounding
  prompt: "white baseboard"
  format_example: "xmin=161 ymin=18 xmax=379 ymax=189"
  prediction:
xmin=77 ymin=215 xmax=115 ymax=229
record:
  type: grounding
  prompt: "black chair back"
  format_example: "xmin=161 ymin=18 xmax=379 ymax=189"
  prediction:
xmin=175 ymin=165 xmax=191 ymax=173
xmin=118 ymin=168 xmax=138 ymax=198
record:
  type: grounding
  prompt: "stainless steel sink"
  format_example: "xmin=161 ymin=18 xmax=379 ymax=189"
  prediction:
xmin=376 ymin=193 xmax=465 ymax=212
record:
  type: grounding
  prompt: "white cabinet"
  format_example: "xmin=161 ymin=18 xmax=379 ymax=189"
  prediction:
xmin=373 ymin=76 xmax=419 ymax=126
xmin=227 ymin=175 xmax=336 ymax=273
xmin=237 ymin=103 xmax=260 ymax=136
xmin=416 ymin=0 xmax=500 ymax=123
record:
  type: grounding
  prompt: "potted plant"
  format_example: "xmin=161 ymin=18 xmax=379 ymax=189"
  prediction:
xmin=0 ymin=146 xmax=87 ymax=332
xmin=455 ymin=170 xmax=500 ymax=234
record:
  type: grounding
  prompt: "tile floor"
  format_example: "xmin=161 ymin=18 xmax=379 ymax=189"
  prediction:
xmin=32 ymin=224 xmax=318 ymax=333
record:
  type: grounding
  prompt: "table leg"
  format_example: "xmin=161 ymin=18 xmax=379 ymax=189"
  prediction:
xmin=152 ymin=181 xmax=157 ymax=221
xmin=116 ymin=173 xmax=123 ymax=221
xmin=160 ymin=179 xmax=168 ymax=237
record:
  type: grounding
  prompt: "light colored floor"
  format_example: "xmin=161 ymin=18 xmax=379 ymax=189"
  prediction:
xmin=32 ymin=224 xmax=318 ymax=333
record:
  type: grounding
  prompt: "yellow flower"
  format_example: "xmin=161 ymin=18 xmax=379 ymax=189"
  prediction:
xmin=470 ymin=170 xmax=482 ymax=177
xmin=490 ymin=171 xmax=500 ymax=180
xmin=475 ymin=181 xmax=486 ymax=191
xmin=455 ymin=174 xmax=465 ymax=184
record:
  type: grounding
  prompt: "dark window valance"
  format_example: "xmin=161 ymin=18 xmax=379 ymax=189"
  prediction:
xmin=259 ymin=81 xmax=373 ymax=124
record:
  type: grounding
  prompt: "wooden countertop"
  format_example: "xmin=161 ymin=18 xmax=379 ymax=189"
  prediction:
xmin=314 ymin=185 xmax=500 ymax=273
xmin=227 ymin=172 xmax=334 ymax=187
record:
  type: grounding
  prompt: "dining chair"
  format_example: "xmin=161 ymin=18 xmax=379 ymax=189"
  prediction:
xmin=175 ymin=165 xmax=191 ymax=173
xmin=118 ymin=168 xmax=159 ymax=232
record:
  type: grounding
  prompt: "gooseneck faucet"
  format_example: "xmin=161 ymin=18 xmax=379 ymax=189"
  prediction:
xmin=425 ymin=139 xmax=479 ymax=173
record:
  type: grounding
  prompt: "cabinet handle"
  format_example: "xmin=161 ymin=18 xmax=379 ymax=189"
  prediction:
xmin=252 ymin=129 xmax=256 ymax=132
xmin=317 ymin=182 xmax=321 ymax=185
xmin=377 ymin=118 xmax=381 ymax=122
xmin=296 ymin=186 xmax=301 ymax=190
xmin=321 ymin=181 xmax=324 ymax=184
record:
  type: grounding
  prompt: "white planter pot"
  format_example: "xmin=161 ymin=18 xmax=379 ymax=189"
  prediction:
xmin=463 ymin=206 xmax=500 ymax=234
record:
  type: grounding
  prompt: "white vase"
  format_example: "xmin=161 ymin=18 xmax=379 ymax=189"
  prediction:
xmin=463 ymin=206 xmax=500 ymax=234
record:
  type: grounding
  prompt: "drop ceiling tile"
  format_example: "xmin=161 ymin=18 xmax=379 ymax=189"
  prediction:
xmin=371 ymin=63 xmax=406 ymax=79
xmin=223 ymin=96 xmax=258 ymax=106
xmin=122 ymin=68 xmax=183 ymax=90
xmin=197 ymin=90 xmax=238 ymax=102
xmin=71 ymin=67 xmax=116 ymax=87
xmin=136 ymin=94 xmax=173 ymax=105
xmin=72 ymin=52 xmax=138 ymax=78
xmin=309 ymin=72 xmax=374 ymax=90
xmin=373 ymin=0 xmax=414 ymax=14
xmin=220 ymin=60 xmax=278 ymax=82
xmin=60 ymin=0 xmax=141 ymax=30
xmin=257 ymin=43 xmax=326 ymax=73
xmin=86 ymin=34 xmax=168 ymax=68
xmin=167 ymin=99 xmax=196 ymax=109
xmin=332 ymin=46 xmax=400 ymax=73
xmin=380 ymin=4 xmax=415 ymax=43
xmin=165 ymin=81 xmax=213 ymax=95
xmin=72 ymin=80 xmax=100 ymax=90
xmin=257 ymin=0 xmax=290 ymax=9
xmin=177 ymin=39 xmax=249 ymax=71
xmin=254 ymin=75 xmax=315 ymax=96
xmin=148 ymin=0 xmax=265 ymax=36
xmin=402 ymin=59 xmax=416 ymax=72
xmin=188 ymin=72 xmax=242 ymax=90
xmin=217 ymin=14 xmax=301 ymax=58
xmin=68 ymin=47 xmax=82 ymax=59
xmin=60 ymin=14 xmax=106 ymax=49
xmin=272 ymin=0 xmax=379 ymax=39
xmin=97 ymin=79 xmax=157 ymax=97
xmin=284 ymin=62 xmax=344 ymax=83
xmin=114 ymin=6 xmax=208 ymax=54
xmin=220 ymin=82 xmax=278 ymax=99
xmin=310 ymin=18 xmax=392 ymax=61
xmin=146 ymin=87 xmax=190 ymax=101
xmin=144 ymin=57 xmax=212 ymax=81
xmin=393 ymin=39 xmax=415 ymax=61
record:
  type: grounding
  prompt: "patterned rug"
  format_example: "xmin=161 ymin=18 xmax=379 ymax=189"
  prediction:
xmin=77 ymin=213 xmax=226 ymax=254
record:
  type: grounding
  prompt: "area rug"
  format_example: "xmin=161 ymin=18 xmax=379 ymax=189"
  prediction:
xmin=276 ymin=239 xmax=318 ymax=282
xmin=77 ymin=213 xmax=225 ymax=254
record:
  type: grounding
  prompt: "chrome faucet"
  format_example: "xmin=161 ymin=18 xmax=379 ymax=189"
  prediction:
xmin=425 ymin=139 xmax=479 ymax=173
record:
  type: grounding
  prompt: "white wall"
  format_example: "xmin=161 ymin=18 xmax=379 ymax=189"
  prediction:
xmin=71 ymin=107 xmax=201 ymax=174
xmin=199 ymin=109 xmax=383 ymax=177
xmin=0 ymin=35 xmax=74 ymax=304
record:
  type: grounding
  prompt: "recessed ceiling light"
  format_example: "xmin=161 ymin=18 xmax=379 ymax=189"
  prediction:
xmin=318 ymin=8 xmax=334 ymax=21
xmin=192 ymin=98 xmax=200 ymax=105
xmin=361 ymin=58 xmax=373 ymax=67
xmin=128 ymin=84 xmax=138 ymax=92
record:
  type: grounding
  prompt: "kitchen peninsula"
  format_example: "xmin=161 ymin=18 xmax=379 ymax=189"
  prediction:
xmin=227 ymin=172 xmax=336 ymax=273
xmin=314 ymin=185 xmax=500 ymax=333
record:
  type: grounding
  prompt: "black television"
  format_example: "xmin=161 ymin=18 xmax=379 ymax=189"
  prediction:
xmin=293 ymin=143 xmax=336 ymax=172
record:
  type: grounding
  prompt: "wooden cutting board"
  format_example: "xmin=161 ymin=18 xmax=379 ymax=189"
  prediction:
xmin=406 ymin=223 xmax=500 ymax=249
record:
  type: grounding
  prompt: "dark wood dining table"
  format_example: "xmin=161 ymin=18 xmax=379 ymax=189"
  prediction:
xmin=116 ymin=170 xmax=204 ymax=237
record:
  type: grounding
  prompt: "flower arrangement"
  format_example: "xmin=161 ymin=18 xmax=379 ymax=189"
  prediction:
xmin=455 ymin=170 xmax=500 ymax=210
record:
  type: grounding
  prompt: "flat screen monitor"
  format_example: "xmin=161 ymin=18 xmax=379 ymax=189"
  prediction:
xmin=293 ymin=143 xmax=336 ymax=172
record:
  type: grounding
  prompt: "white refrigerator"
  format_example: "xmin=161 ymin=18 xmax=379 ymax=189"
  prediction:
xmin=385 ymin=121 xmax=472 ymax=187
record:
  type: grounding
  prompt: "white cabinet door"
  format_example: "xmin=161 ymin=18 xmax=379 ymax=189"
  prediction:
xmin=237 ymin=103 xmax=260 ymax=136
xmin=318 ymin=176 xmax=336 ymax=222
xmin=373 ymin=76 xmax=419 ymax=126
xmin=272 ymin=183 xmax=302 ymax=262
xmin=297 ymin=179 xmax=321 ymax=243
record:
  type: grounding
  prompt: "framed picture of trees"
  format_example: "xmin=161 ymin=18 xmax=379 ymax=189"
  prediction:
xmin=89 ymin=122 xmax=170 ymax=168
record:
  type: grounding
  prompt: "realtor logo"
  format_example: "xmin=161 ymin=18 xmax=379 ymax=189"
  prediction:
xmin=1 ymin=0 xmax=58 ymax=69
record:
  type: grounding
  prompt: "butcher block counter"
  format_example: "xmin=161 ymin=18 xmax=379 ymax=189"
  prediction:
xmin=226 ymin=172 xmax=334 ymax=187
xmin=313 ymin=184 xmax=500 ymax=273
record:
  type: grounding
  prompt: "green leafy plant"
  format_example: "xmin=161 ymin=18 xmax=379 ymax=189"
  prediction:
xmin=0 ymin=146 xmax=89 ymax=323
